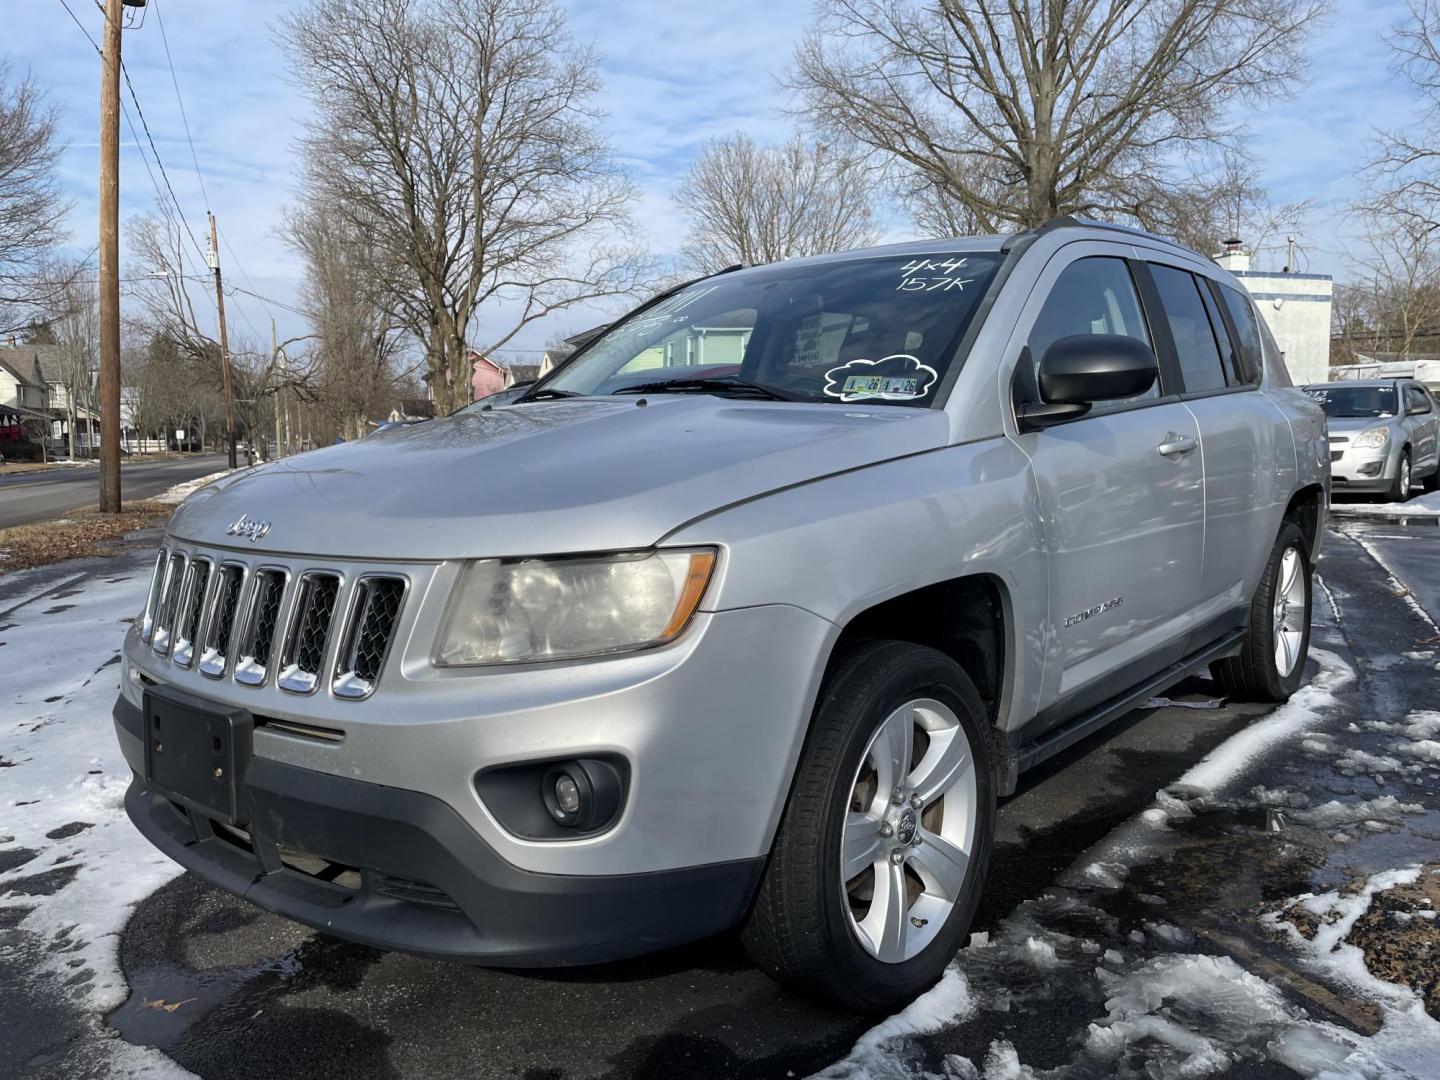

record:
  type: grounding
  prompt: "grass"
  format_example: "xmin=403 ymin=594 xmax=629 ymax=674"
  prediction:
xmin=0 ymin=460 xmax=90 ymax=477
xmin=0 ymin=501 xmax=174 ymax=573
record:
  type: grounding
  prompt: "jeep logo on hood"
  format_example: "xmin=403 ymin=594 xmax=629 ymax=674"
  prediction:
xmin=225 ymin=514 xmax=272 ymax=543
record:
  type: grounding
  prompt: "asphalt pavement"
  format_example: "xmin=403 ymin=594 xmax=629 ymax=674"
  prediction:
xmin=5 ymin=515 xmax=1436 ymax=1079
xmin=0 ymin=455 xmax=226 ymax=528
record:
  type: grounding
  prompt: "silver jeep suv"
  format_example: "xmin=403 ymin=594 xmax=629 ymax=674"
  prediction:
xmin=114 ymin=218 xmax=1328 ymax=1010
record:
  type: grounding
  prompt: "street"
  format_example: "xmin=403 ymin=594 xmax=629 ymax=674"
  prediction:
xmin=0 ymin=455 xmax=227 ymax=529
xmin=3 ymin=512 xmax=1438 ymax=1078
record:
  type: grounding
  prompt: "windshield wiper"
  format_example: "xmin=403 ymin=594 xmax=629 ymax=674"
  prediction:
xmin=518 ymin=387 xmax=583 ymax=401
xmin=611 ymin=376 xmax=802 ymax=402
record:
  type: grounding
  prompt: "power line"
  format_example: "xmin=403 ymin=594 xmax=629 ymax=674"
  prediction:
xmin=149 ymin=0 xmax=209 ymax=211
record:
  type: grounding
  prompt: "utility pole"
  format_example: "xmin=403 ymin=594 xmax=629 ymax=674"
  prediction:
xmin=208 ymin=212 xmax=237 ymax=469
xmin=97 ymin=0 xmax=125 ymax=512
xmin=271 ymin=318 xmax=283 ymax=461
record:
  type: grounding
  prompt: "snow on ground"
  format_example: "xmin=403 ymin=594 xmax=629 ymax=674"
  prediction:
xmin=0 ymin=562 xmax=192 ymax=1077
xmin=1330 ymin=491 xmax=1440 ymax=518
xmin=818 ymin=618 xmax=1440 ymax=1078
xmin=153 ymin=469 xmax=232 ymax=505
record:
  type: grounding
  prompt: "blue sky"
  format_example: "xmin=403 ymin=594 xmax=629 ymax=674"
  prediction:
xmin=11 ymin=0 xmax=1419 ymax=356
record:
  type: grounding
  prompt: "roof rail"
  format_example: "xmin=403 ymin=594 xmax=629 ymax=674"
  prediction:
xmin=1002 ymin=215 xmax=1201 ymax=257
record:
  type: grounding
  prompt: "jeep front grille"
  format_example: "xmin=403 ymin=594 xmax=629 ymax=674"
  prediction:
xmin=200 ymin=563 xmax=246 ymax=677
xmin=142 ymin=545 xmax=415 ymax=699
xmin=235 ymin=569 xmax=287 ymax=685
xmin=333 ymin=576 xmax=406 ymax=699
xmin=278 ymin=572 xmax=341 ymax=694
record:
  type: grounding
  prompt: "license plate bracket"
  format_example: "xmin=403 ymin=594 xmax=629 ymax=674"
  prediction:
xmin=143 ymin=685 xmax=254 ymax=826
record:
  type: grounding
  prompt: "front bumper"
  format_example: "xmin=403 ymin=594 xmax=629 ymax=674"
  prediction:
xmin=118 ymin=696 xmax=762 ymax=965
xmin=1329 ymin=441 xmax=1397 ymax=493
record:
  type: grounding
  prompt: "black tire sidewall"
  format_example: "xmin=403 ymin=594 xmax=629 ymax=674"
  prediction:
xmin=1260 ymin=523 xmax=1312 ymax=699
xmin=812 ymin=645 xmax=995 ymax=1008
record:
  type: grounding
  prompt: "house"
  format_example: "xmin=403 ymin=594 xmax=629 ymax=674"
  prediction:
xmin=0 ymin=344 xmax=51 ymax=414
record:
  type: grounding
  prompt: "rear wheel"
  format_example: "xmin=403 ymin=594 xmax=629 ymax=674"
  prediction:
xmin=1390 ymin=449 xmax=1412 ymax=502
xmin=1423 ymin=459 xmax=1440 ymax=494
xmin=742 ymin=641 xmax=995 ymax=1011
xmin=1211 ymin=522 xmax=1312 ymax=703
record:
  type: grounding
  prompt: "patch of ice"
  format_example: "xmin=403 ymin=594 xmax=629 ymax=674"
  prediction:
xmin=1292 ymin=795 xmax=1424 ymax=828
xmin=978 ymin=1041 xmax=1035 ymax=1080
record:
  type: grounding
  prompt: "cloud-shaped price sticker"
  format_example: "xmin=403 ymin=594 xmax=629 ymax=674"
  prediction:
xmin=822 ymin=354 xmax=939 ymax=402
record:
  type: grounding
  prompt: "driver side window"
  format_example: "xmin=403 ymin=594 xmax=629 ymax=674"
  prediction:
xmin=1028 ymin=258 xmax=1157 ymax=410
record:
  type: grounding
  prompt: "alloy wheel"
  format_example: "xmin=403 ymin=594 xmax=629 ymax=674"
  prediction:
xmin=1272 ymin=546 xmax=1307 ymax=678
xmin=839 ymin=698 xmax=978 ymax=963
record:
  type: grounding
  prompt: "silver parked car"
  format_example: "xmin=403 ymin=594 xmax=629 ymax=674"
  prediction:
xmin=114 ymin=218 xmax=1327 ymax=1011
xmin=1303 ymin=379 xmax=1440 ymax=500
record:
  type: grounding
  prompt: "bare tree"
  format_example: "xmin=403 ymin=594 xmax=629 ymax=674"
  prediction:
xmin=42 ymin=257 xmax=101 ymax=459
xmin=676 ymin=134 xmax=881 ymax=271
xmin=1332 ymin=206 xmax=1440 ymax=364
xmin=790 ymin=0 xmax=1324 ymax=235
xmin=283 ymin=197 xmax=408 ymax=440
xmin=1368 ymin=1 xmax=1440 ymax=232
xmin=0 ymin=64 xmax=69 ymax=335
xmin=278 ymin=0 xmax=652 ymax=413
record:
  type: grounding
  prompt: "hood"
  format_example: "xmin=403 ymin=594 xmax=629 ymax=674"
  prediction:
xmin=1325 ymin=415 xmax=1396 ymax=436
xmin=168 ymin=396 xmax=948 ymax=560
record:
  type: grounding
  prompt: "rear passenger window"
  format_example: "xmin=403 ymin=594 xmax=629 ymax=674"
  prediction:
xmin=1219 ymin=285 xmax=1264 ymax=384
xmin=1408 ymin=385 xmax=1433 ymax=414
xmin=1197 ymin=282 xmax=1241 ymax=386
xmin=1149 ymin=265 xmax=1227 ymax=394
xmin=1027 ymin=257 xmax=1157 ymax=408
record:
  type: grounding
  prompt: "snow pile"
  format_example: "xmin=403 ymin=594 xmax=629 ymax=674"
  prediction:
xmin=1264 ymin=867 xmax=1440 ymax=1078
xmin=0 ymin=565 xmax=189 ymax=1076
xmin=153 ymin=469 xmax=231 ymax=505
xmin=1330 ymin=490 xmax=1440 ymax=518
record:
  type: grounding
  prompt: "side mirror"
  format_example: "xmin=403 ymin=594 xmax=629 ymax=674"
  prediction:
xmin=1019 ymin=334 xmax=1158 ymax=429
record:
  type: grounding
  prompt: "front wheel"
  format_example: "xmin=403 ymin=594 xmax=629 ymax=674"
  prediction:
xmin=1390 ymin=449 xmax=1412 ymax=502
xmin=1211 ymin=521 xmax=1312 ymax=702
xmin=742 ymin=640 xmax=995 ymax=1011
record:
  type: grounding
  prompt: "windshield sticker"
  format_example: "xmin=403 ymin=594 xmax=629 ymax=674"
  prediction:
xmin=823 ymin=355 xmax=939 ymax=402
xmin=897 ymin=257 xmax=973 ymax=293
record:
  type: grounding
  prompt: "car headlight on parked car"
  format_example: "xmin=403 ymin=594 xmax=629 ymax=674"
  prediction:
xmin=1353 ymin=427 xmax=1390 ymax=450
xmin=435 ymin=548 xmax=717 ymax=666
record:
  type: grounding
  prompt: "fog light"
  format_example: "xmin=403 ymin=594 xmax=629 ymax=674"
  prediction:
xmin=541 ymin=759 xmax=625 ymax=832
xmin=1360 ymin=460 xmax=1383 ymax=477
xmin=554 ymin=774 xmax=581 ymax=814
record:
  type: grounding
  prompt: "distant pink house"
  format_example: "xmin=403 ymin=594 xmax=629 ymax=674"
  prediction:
xmin=469 ymin=351 xmax=508 ymax=401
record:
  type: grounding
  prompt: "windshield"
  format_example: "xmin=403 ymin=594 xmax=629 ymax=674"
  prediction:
xmin=1304 ymin=385 xmax=1397 ymax=418
xmin=537 ymin=252 xmax=1003 ymax=407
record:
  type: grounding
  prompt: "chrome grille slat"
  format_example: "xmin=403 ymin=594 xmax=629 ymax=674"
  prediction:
xmin=200 ymin=564 xmax=246 ymax=678
xmin=172 ymin=558 xmax=212 ymax=668
xmin=333 ymin=576 xmax=407 ymax=699
xmin=235 ymin=569 xmax=288 ymax=686
xmin=278 ymin=572 xmax=341 ymax=694
xmin=150 ymin=553 xmax=187 ymax=656
xmin=139 ymin=550 xmax=167 ymax=643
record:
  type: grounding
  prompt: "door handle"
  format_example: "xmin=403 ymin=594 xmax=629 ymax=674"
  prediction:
xmin=1157 ymin=432 xmax=1197 ymax=457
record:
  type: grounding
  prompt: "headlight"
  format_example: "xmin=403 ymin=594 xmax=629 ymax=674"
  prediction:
xmin=435 ymin=548 xmax=717 ymax=666
xmin=1353 ymin=427 xmax=1389 ymax=449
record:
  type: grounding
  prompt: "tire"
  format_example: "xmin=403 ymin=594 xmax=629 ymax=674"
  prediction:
xmin=1389 ymin=449 xmax=1412 ymax=502
xmin=742 ymin=640 xmax=995 ymax=1012
xmin=1210 ymin=522 xmax=1312 ymax=703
